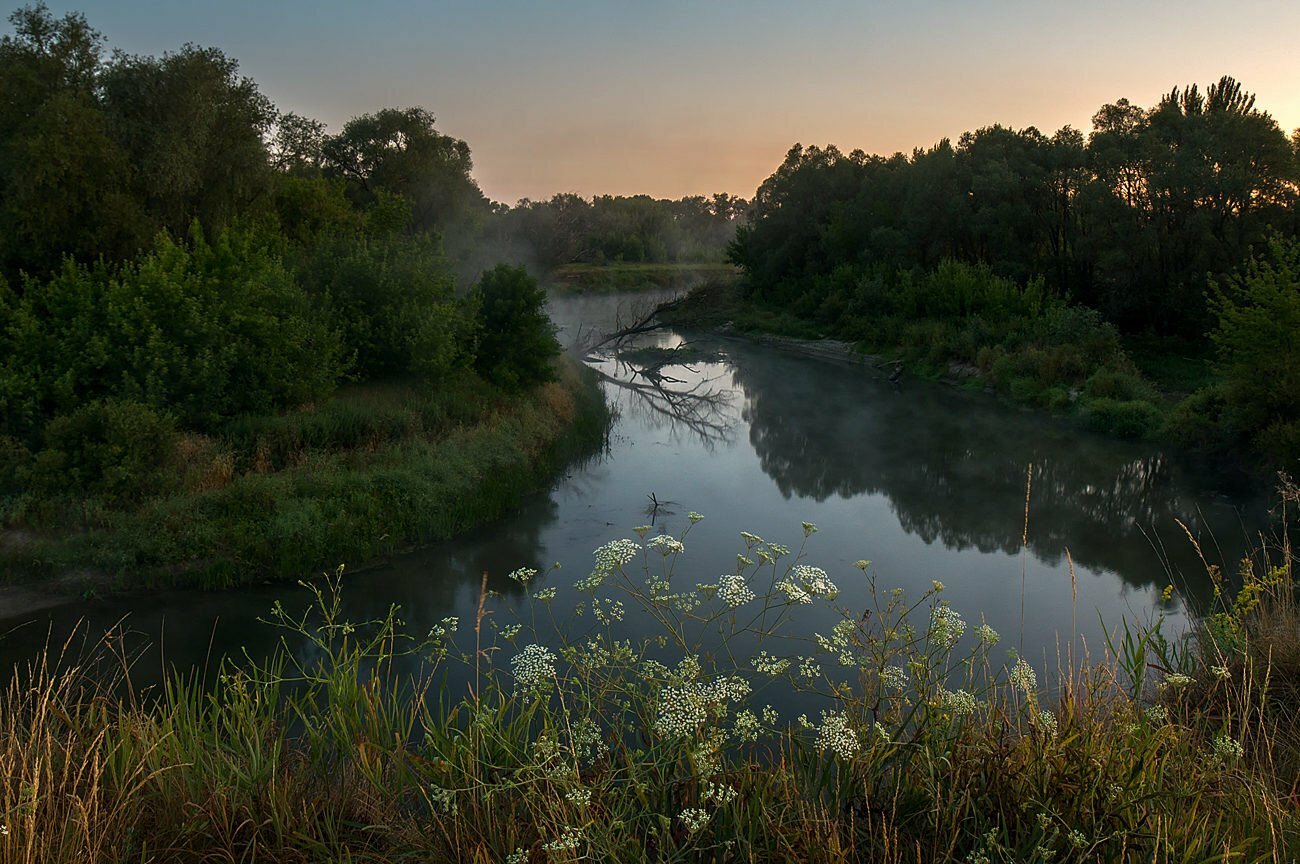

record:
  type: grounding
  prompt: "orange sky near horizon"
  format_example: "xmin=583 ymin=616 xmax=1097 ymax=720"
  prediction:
xmin=31 ymin=0 xmax=1300 ymax=205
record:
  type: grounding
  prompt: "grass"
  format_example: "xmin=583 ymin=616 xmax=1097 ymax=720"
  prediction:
xmin=0 ymin=503 xmax=1296 ymax=862
xmin=0 ymin=359 xmax=609 ymax=591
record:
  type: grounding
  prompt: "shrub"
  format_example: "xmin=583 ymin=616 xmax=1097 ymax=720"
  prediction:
xmin=26 ymin=399 xmax=177 ymax=502
xmin=1080 ymin=396 xmax=1161 ymax=439
xmin=472 ymin=264 xmax=561 ymax=389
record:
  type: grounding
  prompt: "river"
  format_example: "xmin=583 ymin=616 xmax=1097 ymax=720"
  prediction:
xmin=0 ymin=289 xmax=1273 ymax=694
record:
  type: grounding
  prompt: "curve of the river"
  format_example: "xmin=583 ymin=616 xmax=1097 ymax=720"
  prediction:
xmin=0 ymin=289 xmax=1274 ymax=694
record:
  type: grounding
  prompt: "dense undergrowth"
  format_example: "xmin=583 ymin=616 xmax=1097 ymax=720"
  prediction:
xmin=0 ymin=358 xmax=608 ymax=590
xmin=663 ymin=248 xmax=1300 ymax=470
xmin=1 ymin=496 xmax=1296 ymax=863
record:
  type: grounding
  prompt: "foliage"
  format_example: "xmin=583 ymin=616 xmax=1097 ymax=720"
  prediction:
xmin=0 ymin=516 xmax=1294 ymax=862
xmin=0 ymin=225 xmax=343 ymax=440
xmin=730 ymin=79 xmax=1299 ymax=336
xmin=472 ymin=264 xmax=561 ymax=389
xmin=1 ymin=362 xmax=608 ymax=588
xmin=1207 ymin=236 xmax=1300 ymax=470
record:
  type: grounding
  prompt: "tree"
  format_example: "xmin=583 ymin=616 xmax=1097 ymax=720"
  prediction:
xmin=1208 ymin=235 xmax=1300 ymax=467
xmin=471 ymin=265 xmax=560 ymax=389
xmin=322 ymin=107 xmax=490 ymax=254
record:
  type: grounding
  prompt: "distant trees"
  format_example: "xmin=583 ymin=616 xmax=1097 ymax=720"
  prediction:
xmin=498 ymin=192 xmax=747 ymax=271
xmin=730 ymin=77 xmax=1299 ymax=336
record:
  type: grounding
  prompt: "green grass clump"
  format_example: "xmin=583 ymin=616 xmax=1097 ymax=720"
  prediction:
xmin=1 ymin=513 xmax=1296 ymax=862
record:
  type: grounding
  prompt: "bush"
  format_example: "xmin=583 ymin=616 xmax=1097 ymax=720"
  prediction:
xmin=1079 ymin=396 xmax=1161 ymax=439
xmin=1209 ymin=235 xmax=1300 ymax=466
xmin=472 ymin=264 xmax=561 ymax=389
xmin=26 ymin=399 xmax=177 ymax=502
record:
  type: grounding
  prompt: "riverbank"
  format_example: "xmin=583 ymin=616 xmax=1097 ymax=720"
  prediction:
xmin=656 ymin=278 xmax=1271 ymax=471
xmin=1 ymin=515 xmax=1294 ymax=863
xmin=0 ymin=357 xmax=609 ymax=596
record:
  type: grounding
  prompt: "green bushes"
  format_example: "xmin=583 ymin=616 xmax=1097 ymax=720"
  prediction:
xmin=472 ymin=264 xmax=561 ymax=390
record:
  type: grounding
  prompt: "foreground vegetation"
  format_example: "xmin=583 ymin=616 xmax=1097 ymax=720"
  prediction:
xmin=1 ymin=500 xmax=1296 ymax=862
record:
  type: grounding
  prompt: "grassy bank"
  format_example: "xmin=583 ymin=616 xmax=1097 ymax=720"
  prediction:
xmin=545 ymin=262 xmax=738 ymax=294
xmin=0 ymin=358 xmax=609 ymax=591
xmin=0 ymin=510 xmax=1295 ymax=863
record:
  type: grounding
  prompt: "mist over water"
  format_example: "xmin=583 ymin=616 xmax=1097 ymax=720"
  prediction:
xmin=0 ymin=290 xmax=1271 ymax=695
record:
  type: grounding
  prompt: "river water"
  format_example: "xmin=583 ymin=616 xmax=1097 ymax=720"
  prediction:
xmin=0 ymin=290 xmax=1273 ymax=693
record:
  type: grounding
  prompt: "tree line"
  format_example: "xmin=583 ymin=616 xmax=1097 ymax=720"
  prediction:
xmin=726 ymin=78 xmax=1300 ymax=469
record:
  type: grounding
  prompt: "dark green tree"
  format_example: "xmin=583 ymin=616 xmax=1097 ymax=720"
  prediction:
xmin=471 ymin=264 xmax=559 ymax=389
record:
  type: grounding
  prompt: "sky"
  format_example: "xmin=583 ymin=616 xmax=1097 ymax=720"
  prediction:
xmin=18 ymin=0 xmax=1300 ymax=205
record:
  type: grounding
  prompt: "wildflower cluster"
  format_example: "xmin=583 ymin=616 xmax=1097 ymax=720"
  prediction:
xmin=717 ymin=573 xmax=755 ymax=607
xmin=1213 ymin=734 xmax=1244 ymax=760
xmin=511 ymin=644 xmax=556 ymax=694
xmin=648 ymin=534 xmax=685 ymax=556
xmin=679 ymin=807 xmax=711 ymax=834
xmin=929 ymin=604 xmax=967 ymax=649
xmin=938 ymin=687 xmax=979 ymax=717
xmin=880 ymin=665 xmax=908 ymax=690
xmin=654 ymin=675 xmax=752 ymax=738
xmin=507 ymin=567 xmax=538 ymax=585
xmin=816 ymin=710 xmax=860 ymax=760
xmin=1010 ymin=658 xmax=1037 ymax=693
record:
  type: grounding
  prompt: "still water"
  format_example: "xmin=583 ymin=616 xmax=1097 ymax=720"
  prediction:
xmin=0 ymin=290 xmax=1273 ymax=692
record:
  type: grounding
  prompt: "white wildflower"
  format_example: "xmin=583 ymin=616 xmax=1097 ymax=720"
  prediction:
xmin=500 ymin=623 xmax=522 ymax=640
xmin=776 ymin=579 xmax=812 ymax=604
xmin=506 ymin=848 xmax=528 ymax=864
xmin=648 ymin=534 xmax=685 ymax=556
xmin=1009 ymin=658 xmax=1037 ymax=693
xmin=939 ymin=687 xmax=979 ymax=717
xmin=1145 ymin=704 xmax=1169 ymax=725
xmin=733 ymin=709 xmax=760 ymax=742
xmin=751 ymin=651 xmax=791 ymax=676
xmin=1038 ymin=709 xmax=1059 ymax=738
xmin=543 ymin=827 xmax=584 ymax=852
xmin=532 ymin=587 xmax=557 ymax=602
xmin=593 ymin=538 xmax=641 ymax=572
xmin=880 ymin=665 xmax=908 ymax=690
xmin=592 ymin=598 xmax=625 ymax=625
xmin=507 ymin=567 xmax=538 ymax=585
xmin=976 ymin=624 xmax=1000 ymax=646
xmin=929 ymin=605 xmax=966 ymax=649
xmin=511 ymin=644 xmax=556 ymax=694
xmin=873 ymin=721 xmax=891 ymax=743
xmin=792 ymin=564 xmax=838 ymax=599
xmin=1068 ymin=829 xmax=1087 ymax=849
xmin=1213 ymin=734 xmax=1244 ymax=760
xmin=564 ymin=787 xmax=591 ymax=807
xmin=703 ymin=780 xmax=737 ymax=804
xmin=816 ymin=710 xmax=860 ymax=760
xmin=1211 ymin=664 xmax=1231 ymax=680
xmin=717 ymin=573 xmax=755 ymax=607
xmin=679 ymin=807 xmax=711 ymax=834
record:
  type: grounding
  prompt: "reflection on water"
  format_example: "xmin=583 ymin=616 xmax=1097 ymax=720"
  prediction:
xmin=0 ymin=290 xmax=1274 ymax=693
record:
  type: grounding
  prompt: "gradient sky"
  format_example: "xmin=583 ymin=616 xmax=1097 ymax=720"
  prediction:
xmin=18 ymin=0 xmax=1300 ymax=204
